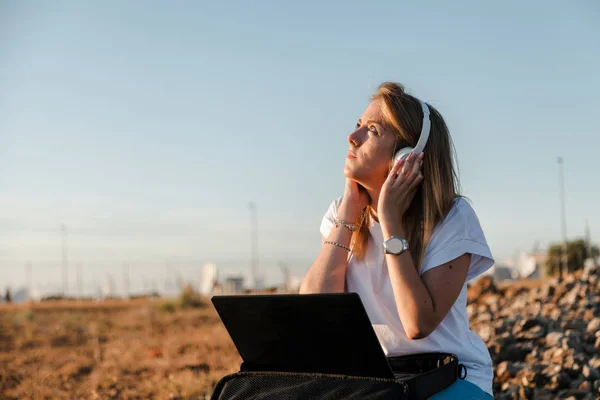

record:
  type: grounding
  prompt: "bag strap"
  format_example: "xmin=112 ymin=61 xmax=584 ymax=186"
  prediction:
xmin=387 ymin=353 xmax=464 ymax=400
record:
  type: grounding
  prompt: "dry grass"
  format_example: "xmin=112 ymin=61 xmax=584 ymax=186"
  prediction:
xmin=0 ymin=298 xmax=241 ymax=400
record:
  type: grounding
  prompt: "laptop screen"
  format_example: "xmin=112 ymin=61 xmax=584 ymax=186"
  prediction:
xmin=211 ymin=292 xmax=395 ymax=379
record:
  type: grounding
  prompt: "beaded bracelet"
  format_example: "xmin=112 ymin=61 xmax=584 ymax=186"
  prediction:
xmin=333 ymin=218 xmax=358 ymax=232
xmin=324 ymin=240 xmax=352 ymax=252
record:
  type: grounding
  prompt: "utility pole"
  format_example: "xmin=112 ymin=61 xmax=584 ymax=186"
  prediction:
xmin=248 ymin=202 xmax=259 ymax=291
xmin=76 ymin=262 xmax=82 ymax=299
xmin=61 ymin=224 xmax=68 ymax=297
xmin=557 ymin=157 xmax=568 ymax=281
xmin=123 ymin=262 xmax=130 ymax=300
xmin=279 ymin=261 xmax=289 ymax=293
xmin=585 ymin=219 xmax=592 ymax=260
xmin=26 ymin=262 xmax=32 ymax=300
xmin=164 ymin=263 xmax=170 ymax=294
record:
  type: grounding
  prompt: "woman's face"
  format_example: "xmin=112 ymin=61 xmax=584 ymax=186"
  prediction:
xmin=344 ymin=100 xmax=397 ymax=189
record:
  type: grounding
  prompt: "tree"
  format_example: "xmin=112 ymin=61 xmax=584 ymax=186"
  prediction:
xmin=545 ymin=238 xmax=599 ymax=277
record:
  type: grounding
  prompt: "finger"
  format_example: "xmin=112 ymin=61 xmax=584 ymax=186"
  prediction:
xmin=407 ymin=170 xmax=424 ymax=192
xmin=406 ymin=152 xmax=424 ymax=182
xmin=399 ymin=152 xmax=421 ymax=182
xmin=394 ymin=153 xmax=417 ymax=186
xmin=388 ymin=157 xmax=406 ymax=182
xmin=397 ymin=156 xmax=422 ymax=189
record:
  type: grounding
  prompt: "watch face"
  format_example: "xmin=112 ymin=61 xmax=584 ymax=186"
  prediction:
xmin=386 ymin=238 xmax=405 ymax=254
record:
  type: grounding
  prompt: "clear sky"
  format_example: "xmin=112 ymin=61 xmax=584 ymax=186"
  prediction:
xmin=1 ymin=1 xmax=599 ymax=296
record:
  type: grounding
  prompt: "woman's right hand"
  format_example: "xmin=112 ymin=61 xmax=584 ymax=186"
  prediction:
xmin=339 ymin=178 xmax=370 ymax=221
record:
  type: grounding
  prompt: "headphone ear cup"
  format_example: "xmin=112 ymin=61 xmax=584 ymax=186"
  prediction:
xmin=394 ymin=147 xmax=414 ymax=164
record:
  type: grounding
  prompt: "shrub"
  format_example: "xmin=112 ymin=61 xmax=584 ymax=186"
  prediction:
xmin=158 ymin=301 xmax=176 ymax=313
xmin=178 ymin=285 xmax=206 ymax=309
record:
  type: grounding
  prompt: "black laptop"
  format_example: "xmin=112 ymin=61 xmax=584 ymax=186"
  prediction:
xmin=211 ymin=292 xmax=396 ymax=379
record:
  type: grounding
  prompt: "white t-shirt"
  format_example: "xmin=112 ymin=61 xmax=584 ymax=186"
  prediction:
xmin=319 ymin=196 xmax=495 ymax=397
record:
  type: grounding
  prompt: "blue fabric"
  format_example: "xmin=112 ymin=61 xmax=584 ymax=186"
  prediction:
xmin=428 ymin=379 xmax=493 ymax=399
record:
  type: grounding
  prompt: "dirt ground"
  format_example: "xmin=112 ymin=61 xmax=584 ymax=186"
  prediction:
xmin=0 ymin=298 xmax=242 ymax=399
xmin=0 ymin=277 xmax=552 ymax=399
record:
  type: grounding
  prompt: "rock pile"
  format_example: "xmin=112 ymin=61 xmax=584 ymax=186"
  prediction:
xmin=467 ymin=261 xmax=600 ymax=399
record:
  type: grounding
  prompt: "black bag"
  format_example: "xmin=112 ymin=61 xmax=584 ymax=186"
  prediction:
xmin=209 ymin=294 xmax=468 ymax=399
xmin=210 ymin=352 xmax=467 ymax=400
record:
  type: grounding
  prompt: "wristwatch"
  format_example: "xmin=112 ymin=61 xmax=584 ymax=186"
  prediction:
xmin=382 ymin=236 xmax=409 ymax=255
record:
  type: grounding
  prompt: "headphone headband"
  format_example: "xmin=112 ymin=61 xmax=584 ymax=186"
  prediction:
xmin=413 ymin=98 xmax=430 ymax=154
xmin=392 ymin=97 xmax=432 ymax=164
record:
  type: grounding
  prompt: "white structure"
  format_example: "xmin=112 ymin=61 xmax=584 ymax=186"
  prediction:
xmin=200 ymin=263 xmax=218 ymax=296
xmin=513 ymin=251 xmax=547 ymax=278
xmin=101 ymin=275 xmax=116 ymax=298
xmin=287 ymin=276 xmax=303 ymax=292
xmin=254 ymin=276 xmax=264 ymax=292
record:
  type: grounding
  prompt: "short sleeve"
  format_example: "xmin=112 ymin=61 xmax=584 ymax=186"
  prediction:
xmin=319 ymin=197 xmax=343 ymax=238
xmin=420 ymin=198 xmax=494 ymax=282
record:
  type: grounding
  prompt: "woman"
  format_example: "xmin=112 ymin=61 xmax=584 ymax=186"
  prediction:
xmin=299 ymin=82 xmax=495 ymax=399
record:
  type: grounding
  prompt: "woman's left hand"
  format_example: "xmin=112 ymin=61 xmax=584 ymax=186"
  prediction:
xmin=378 ymin=152 xmax=424 ymax=229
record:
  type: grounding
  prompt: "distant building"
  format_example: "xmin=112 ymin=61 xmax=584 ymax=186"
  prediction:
xmin=11 ymin=288 xmax=30 ymax=303
xmin=494 ymin=264 xmax=519 ymax=282
xmin=513 ymin=251 xmax=547 ymax=278
xmin=222 ymin=276 xmax=244 ymax=294
xmin=481 ymin=264 xmax=518 ymax=283
xmin=254 ymin=277 xmax=265 ymax=292
xmin=0 ymin=287 xmax=35 ymax=303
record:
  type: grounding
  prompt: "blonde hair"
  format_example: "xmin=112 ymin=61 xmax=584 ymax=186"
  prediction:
xmin=351 ymin=82 xmax=463 ymax=272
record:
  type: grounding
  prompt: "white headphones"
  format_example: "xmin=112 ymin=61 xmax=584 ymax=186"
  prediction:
xmin=393 ymin=98 xmax=431 ymax=164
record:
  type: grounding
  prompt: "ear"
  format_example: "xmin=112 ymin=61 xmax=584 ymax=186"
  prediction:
xmin=394 ymin=147 xmax=414 ymax=164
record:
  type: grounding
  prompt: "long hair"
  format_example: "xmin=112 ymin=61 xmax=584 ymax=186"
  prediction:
xmin=350 ymin=82 xmax=463 ymax=272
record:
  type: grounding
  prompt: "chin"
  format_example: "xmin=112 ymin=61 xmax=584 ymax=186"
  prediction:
xmin=344 ymin=167 xmax=385 ymax=192
xmin=343 ymin=164 xmax=358 ymax=180
xmin=344 ymin=166 xmax=366 ymax=184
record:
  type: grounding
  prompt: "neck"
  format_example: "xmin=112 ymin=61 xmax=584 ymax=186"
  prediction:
xmin=366 ymin=187 xmax=381 ymax=222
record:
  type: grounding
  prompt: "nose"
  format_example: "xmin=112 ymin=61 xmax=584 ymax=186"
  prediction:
xmin=348 ymin=129 xmax=361 ymax=147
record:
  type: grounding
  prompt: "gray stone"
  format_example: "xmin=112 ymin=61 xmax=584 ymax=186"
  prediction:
xmin=477 ymin=325 xmax=494 ymax=342
xmin=588 ymin=318 xmax=600 ymax=336
xmin=466 ymin=262 xmax=600 ymax=397
xmin=570 ymin=378 xmax=584 ymax=389
xmin=578 ymin=379 xmax=592 ymax=392
xmin=555 ymin=389 xmax=590 ymax=399
xmin=532 ymin=388 xmax=554 ymax=400
xmin=496 ymin=361 xmax=525 ymax=380
xmin=589 ymin=357 xmax=600 ymax=370
xmin=547 ymin=332 xmax=565 ymax=347
xmin=582 ymin=365 xmax=600 ymax=381
xmin=522 ymin=325 xmax=546 ymax=340
xmin=584 ymin=344 xmax=597 ymax=356
xmin=563 ymin=330 xmax=584 ymax=353
xmin=551 ymin=371 xmax=571 ymax=390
